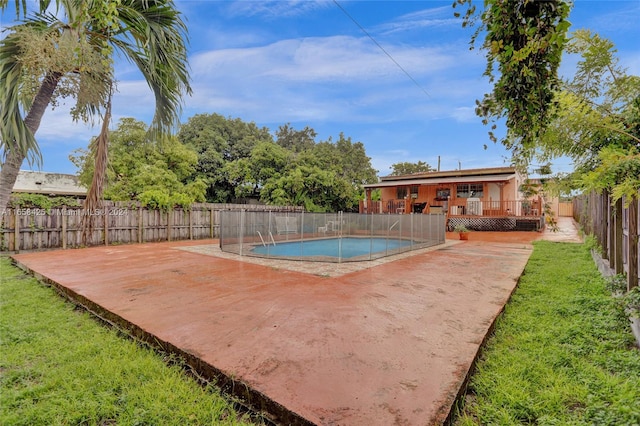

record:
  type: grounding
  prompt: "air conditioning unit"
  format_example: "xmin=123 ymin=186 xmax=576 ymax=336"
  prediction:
xmin=467 ymin=197 xmax=482 ymax=215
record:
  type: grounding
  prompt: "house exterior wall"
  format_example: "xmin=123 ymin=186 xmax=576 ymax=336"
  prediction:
xmin=379 ymin=180 xmax=519 ymax=208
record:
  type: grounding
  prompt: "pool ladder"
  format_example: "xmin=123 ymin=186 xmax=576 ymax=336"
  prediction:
xmin=257 ymin=231 xmax=276 ymax=247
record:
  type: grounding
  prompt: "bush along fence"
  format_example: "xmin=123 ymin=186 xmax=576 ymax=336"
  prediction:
xmin=0 ymin=201 xmax=303 ymax=252
xmin=573 ymin=190 xmax=639 ymax=291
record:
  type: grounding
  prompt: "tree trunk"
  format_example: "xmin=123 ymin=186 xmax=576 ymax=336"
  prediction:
xmin=80 ymin=94 xmax=111 ymax=246
xmin=0 ymin=71 xmax=62 ymax=214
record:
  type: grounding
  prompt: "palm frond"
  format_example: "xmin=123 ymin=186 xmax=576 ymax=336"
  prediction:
xmin=81 ymin=88 xmax=112 ymax=245
xmin=0 ymin=28 xmax=41 ymax=163
xmin=110 ymin=0 xmax=191 ymax=138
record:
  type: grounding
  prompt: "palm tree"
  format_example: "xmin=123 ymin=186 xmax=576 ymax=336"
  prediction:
xmin=0 ymin=0 xmax=191 ymax=222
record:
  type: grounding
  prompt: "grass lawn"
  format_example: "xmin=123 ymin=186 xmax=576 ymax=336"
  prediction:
xmin=0 ymin=257 xmax=256 ymax=426
xmin=455 ymin=241 xmax=640 ymax=425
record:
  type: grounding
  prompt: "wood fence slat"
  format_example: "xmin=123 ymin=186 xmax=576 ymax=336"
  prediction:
xmin=629 ymin=197 xmax=638 ymax=290
xmin=614 ymin=198 xmax=623 ymax=273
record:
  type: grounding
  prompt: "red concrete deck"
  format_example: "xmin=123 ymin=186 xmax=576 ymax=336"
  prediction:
xmin=10 ymin=218 xmax=581 ymax=425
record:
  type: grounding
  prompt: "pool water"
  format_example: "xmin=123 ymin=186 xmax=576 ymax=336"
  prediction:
xmin=251 ymin=237 xmax=414 ymax=259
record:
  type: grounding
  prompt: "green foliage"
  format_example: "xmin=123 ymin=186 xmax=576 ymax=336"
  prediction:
xmin=177 ymin=113 xmax=274 ymax=203
xmin=624 ymin=286 xmax=640 ymax=316
xmin=389 ymin=161 xmax=434 ymax=176
xmin=0 ymin=257 xmax=252 ymax=425
xmin=457 ymin=242 xmax=640 ymax=425
xmin=518 ymin=179 xmax=539 ymax=199
xmin=582 ymin=234 xmax=602 ymax=255
xmin=454 ymin=224 xmax=470 ymax=233
xmin=605 ymin=274 xmax=628 ymax=295
xmin=70 ymin=118 xmax=205 ymax=209
xmin=178 ymin=116 xmax=378 ymax=212
xmin=579 ymin=146 xmax=640 ymax=205
xmin=454 ymin=0 xmax=571 ymax=166
xmin=537 ymin=30 xmax=640 ymax=201
xmin=260 ymin=164 xmax=350 ymax=212
xmin=275 ymin=123 xmax=316 ymax=153
xmin=8 ymin=193 xmax=80 ymax=211
xmin=0 ymin=0 xmax=191 ymax=161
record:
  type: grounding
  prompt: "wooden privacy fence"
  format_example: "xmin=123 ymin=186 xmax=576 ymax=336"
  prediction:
xmin=0 ymin=202 xmax=303 ymax=252
xmin=573 ymin=191 xmax=639 ymax=290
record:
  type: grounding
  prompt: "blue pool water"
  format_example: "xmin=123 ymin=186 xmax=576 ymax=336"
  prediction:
xmin=251 ymin=237 xmax=414 ymax=259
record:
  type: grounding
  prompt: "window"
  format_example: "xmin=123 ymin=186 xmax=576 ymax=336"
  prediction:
xmin=396 ymin=186 xmax=408 ymax=199
xmin=435 ymin=188 xmax=450 ymax=201
xmin=456 ymin=183 xmax=483 ymax=198
xmin=410 ymin=185 xmax=419 ymax=199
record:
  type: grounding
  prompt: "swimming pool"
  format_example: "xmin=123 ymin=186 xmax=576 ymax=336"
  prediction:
xmin=219 ymin=210 xmax=446 ymax=262
xmin=251 ymin=237 xmax=415 ymax=260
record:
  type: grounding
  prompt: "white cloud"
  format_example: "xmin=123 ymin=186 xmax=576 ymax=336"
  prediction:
xmin=184 ymin=33 xmax=483 ymax=126
xmin=221 ymin=0 xmax=333 ymax=19
xmin=36 ymin=105 xmax=98 ymax=145
xmin=376 ymin=6 xmax=461 ymax=35
xmin=450 ymin=106 xmax=477 ymax=123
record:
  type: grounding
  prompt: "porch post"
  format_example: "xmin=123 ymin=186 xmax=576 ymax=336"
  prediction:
xmin=498 ymin=182 xmax=505 ymax=214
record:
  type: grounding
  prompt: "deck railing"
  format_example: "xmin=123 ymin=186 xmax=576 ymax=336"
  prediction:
xmin=360 ymin=199 xmax=543 ymax=217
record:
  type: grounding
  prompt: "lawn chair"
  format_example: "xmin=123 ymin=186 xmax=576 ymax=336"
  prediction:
xmin=275 ymin=216 xmax=298 ymax=235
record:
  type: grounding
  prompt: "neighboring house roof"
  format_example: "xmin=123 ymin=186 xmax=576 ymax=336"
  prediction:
xmin=364 ymin=167 xmax=519 ymax=189
xmin=12 ymin=171 xmax=87 ymax=196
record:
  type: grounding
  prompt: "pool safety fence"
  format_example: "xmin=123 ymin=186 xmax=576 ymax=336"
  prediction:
xmin=219 ymin=211 xmax=446 ymax=262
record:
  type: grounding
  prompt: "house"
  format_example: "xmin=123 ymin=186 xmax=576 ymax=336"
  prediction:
xmin=12 ymin=170 xmax=87 ymax=198
xmin=360 ymin=166 xmax=546 ymax=231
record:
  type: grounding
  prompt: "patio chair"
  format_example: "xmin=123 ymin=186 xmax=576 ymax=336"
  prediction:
xmin=275 ymin=216 xmax=298 ymax=235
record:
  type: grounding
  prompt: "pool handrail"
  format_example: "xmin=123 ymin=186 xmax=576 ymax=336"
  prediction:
xmin=257 ymin=231 xmax=266 ymax=247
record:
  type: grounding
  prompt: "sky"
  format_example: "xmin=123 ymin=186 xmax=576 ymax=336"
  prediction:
xmin=2 ymin=0 xmax=640 ymax=178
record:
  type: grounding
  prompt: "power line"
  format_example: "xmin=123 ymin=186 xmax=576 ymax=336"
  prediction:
xmin=332 ymin=0 xmax=431 ymax=99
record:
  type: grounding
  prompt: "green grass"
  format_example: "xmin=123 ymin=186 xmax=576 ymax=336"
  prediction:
xmin=0 ymin=257 xmax=255 ymax=426
xmin=456 ymin=241 xmax=640 ymax=425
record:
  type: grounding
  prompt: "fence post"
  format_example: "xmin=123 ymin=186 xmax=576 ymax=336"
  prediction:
xmin=614 ymin=198 xmax=623 ymax=274
xmin=138 ymin=207 xmax=143 ymax=243
xmin=189 ymin=209 xmax=193 ymax=240
xmin=13 ymin=210 xmax=19 ymax=253
xmin=167 ymin=209 xmax=173 ymax=241
xmin=629 ymin=197 xmax=638 ymax=291
xmin=62 ymin=207 xmax=67 ymax=249
xmin=210 ymin=207 xmax=214 ymax=238
xmin=104 ymin=207 xmax=109 ymax=246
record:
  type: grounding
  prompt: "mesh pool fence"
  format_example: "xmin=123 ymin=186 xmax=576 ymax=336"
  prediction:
xmin=219 ymin=211 xmax=446 ymax=262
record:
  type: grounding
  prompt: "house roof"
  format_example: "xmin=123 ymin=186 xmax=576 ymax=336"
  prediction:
xmin=379 ymin=166 xmax=517 ymax=182
xmin=363 ymin=173 xmax=517 ymax=188
xmin=13 ymin=171 xmax=87 ymax=196
xmin=364 ymin=167 xmax=519 ymax=189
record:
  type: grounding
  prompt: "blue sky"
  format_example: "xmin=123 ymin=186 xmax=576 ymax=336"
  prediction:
xmin=3 ymin=0 xmax=640 ymax=177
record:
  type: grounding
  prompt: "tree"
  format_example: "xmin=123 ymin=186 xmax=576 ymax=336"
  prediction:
xmin=275 ymin=123 xmax=316 ymax=153
xmin=0 ymin=0 xmax=191 ymax=218
xmin=70 ymin=118 xmax=206 ymax=209
xmin=536 ymin=31 xmax=640 ymax=203
xmin=177 ymin=113 xmax=273 ymax=202
xmin=223 ymin=141 xmax=292 ymax=200
xmin=454 ymin=0 xmax=571 ymax=167
xmin=310 ymin=133 xmax=378 ymax=186
xmin=260 ymin=164 xmax=356 ymax=213
xmin=389 ymin=161 xmax=434 ymax=176
xmin=258 ymin=133 xmax=377 ymax=212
